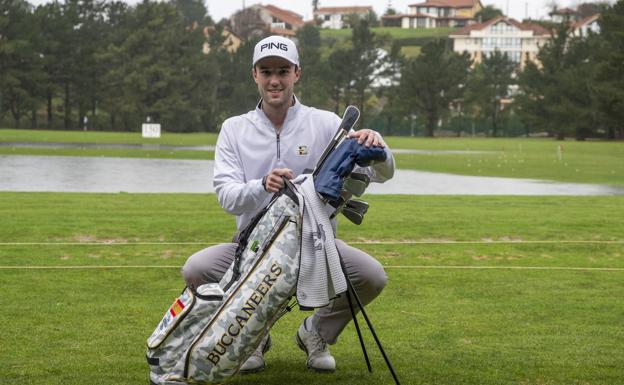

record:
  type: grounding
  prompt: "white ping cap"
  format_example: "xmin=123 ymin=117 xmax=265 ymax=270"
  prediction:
xmin=252 ymin=35 xmax=299 ymax=67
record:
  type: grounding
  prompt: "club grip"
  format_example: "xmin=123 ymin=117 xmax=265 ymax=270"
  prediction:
xmin=313 ymin=105 xmax=360 ymax=178
xmin=338 ymin=105 xmax=360 ymax=132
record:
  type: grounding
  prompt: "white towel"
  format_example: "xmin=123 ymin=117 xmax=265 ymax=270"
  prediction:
xmin=292 ymin=175 xmax=347 ymax=308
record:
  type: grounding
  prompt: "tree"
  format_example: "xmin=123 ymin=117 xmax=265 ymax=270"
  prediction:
xmin=67 ymin=0 xmax=109 ymax=129
xmin=0 ymin=0 xmax=43 ymax=128
xmin=517 ymin=25 xmax=568 ymax=139
xmin=372 ymin=41 xmax=405 ymax=136
xmin=398 ymin=39 xmax=471 ymax=137
xmin=577 ymin=2 xmax=611 ymax=18
xmin=296 ymin=24 xmax=329 ymax=107
xmin=474 ymin=5 xmax=504 ymax=22
xmin=350 ymin=19 xmax=382 ymax=128
xmin=465 ymin=50 xmax=516 ymax=137
xmin=384 ymin=0 xmax=397 ymax=15
xmin=594 ymin=0 xmax=624 ymax=139
xmin=384 ymin=8 xmax=397 ymax=16
xmin=34 ymin=1 xmax=65 ymax=129
xmin=325 ymin=44 xmax=353 ymax=114
xmin=366 ymin=9 xmax=379 ymax=27
xmin=172 ymin=0 xmax=210 ymax=26
xmin=517 ymin=23 xmax=600 ymax=140
xmin=96 ymin=0 xmax=133 ymax=130
xmin=212 ymin=37 xmax=260 ymax=126
xmin=99 ymin=1 xmax=216 ymax=131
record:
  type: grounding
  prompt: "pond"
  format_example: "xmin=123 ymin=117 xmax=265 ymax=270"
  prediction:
xmin=1 ymin=155 xmax=623 ymax=195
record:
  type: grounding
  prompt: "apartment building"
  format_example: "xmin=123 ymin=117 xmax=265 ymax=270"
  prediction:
xmin=450 ymin=16 xmax=551 ymax=69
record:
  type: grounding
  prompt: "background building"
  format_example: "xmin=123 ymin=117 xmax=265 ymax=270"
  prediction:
xmin=382 ymin=0 xmax=482 ymax=29
xmin=572 ymin=13 xmax=601 ymax=37
xmin=314 ymin=6 xmax=373 ymax=29
xmin=549 ymin=7 xmax=580 ymax=23
xmin=230 ymin=4 xmax=304 ymax=40
xmin=450 ymin=16 xmax=551 ymax=69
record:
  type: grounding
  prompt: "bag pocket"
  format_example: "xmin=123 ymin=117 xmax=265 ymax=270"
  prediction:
xmin=147 ymin=284 xmax=224 ymax=380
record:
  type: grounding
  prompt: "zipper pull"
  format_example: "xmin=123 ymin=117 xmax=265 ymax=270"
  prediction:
xmin=276 ymin=132 xmax=281 ymax=160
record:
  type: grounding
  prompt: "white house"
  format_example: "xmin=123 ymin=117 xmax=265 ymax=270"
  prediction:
xmin=450 ymin=16 xmax=551 ymax=69
xmin=549 ymin=7 xmax=580 ymax=23
xmin=572 ymin=14 xmax=600 ymax=37
xmin=382 ymin=0 xmax=482 ymax=29
xmin=314 ymin=6 xmax=373 ymax=29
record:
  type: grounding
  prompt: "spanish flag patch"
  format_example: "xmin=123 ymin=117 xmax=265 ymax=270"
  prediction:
xmin=169 ymin=298 xmax=186 ymax=317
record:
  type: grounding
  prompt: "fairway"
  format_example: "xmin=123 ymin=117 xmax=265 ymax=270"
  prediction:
xmin=1 ymin=193 xmax=623 ymax=385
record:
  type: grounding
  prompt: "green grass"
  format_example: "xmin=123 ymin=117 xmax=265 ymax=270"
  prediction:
xmin=399 ymin=45 xmax=422 ymax=57
xmin=0 ymin=146 xmax=213 ymax=160
xmin=0 ymin=128 xmax=217 ymax=160
xmin=387 ymin=137 xmax=624 ymax=185
xmin=1 ymin=193 xmax=623 ymax=384
xmin=320 ymin=27 xmax=457 ymax=40
xmin=0 ymin=128 xmax=218 ymax=146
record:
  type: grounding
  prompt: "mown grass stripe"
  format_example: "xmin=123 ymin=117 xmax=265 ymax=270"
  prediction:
xmin=383 ymin=265 xmax=624 ymax=271
xmin=1 ymin=265 xmax=623 ymax=271
xmin=0 ymin=240 xmax=622 ymax=246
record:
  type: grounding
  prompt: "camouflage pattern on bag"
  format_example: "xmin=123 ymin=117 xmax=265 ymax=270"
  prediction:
xmin=147 ymin=194 xmax=301 ymax=385
xmin=147 ymin=283 xmax=224 ymax=383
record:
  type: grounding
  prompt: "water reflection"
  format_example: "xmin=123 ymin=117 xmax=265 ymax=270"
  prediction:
xmin=1 ymin=155 xmax=622 ymax=195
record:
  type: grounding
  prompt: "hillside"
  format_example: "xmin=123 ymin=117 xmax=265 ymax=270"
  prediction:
xmin=320 ymin=27 xmax=457 ymax=57
xmin=320 ymin=27 xmax=458 ymax=40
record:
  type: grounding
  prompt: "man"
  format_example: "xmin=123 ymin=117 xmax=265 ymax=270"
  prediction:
xmin=182 ymin=35 xmax=394 ymax=373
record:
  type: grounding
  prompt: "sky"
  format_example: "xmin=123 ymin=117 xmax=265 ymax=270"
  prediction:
xmin=27 ymin=0 xmax=612 ymax=22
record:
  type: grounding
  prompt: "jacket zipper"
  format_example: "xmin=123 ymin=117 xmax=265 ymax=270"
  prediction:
xmin=276 ymin=131 xmax=281 ymax=160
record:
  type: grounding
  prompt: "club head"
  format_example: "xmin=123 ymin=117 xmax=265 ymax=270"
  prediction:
xmin=342 ymin=207 xmax=364 ymax=225
xmin=329 ymin=190 xmax=353 ymax=210
xmin=345 ymin=199 xmax=369 ymax=215
xmin=343 ymin=177 xmax=368 ymax=197
xmin=349 ymin=172 xmax=371 ymax=185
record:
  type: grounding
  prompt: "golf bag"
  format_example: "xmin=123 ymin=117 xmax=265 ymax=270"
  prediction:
xmin=146 ymin=184 xmax=302 ymax=385
xmin=146 ymin=106 xmax=401 ymax=385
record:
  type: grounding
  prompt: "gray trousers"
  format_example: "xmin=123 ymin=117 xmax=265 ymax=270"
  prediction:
xmin=181 ymin=239 xmax=387 ymax=344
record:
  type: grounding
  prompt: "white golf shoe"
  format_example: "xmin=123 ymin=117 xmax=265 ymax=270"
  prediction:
xmin=295 ymin=317 xmax=336 ymax=372
xmin=239 ymin=334 xmax=271 ymax=374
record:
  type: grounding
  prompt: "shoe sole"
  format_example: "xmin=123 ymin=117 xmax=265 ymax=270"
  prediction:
xmin=238 ymin=364 xmax=265 ymax=375
xmin=239 ymin=335 xmax=272 ymax=375
xmin=295 ymin=331 xmax=336 ymax=373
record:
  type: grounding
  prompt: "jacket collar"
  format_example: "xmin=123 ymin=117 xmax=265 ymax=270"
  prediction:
xmin=254 ymin=95 xmax=302 ymax=133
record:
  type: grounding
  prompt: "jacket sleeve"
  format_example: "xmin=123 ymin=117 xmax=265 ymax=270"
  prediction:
xmin=213 ymin=122 xmax=270 ymax=215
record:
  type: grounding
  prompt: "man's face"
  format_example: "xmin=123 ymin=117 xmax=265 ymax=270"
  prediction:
xmin=253 ymin=57 xmax=301 ymax=110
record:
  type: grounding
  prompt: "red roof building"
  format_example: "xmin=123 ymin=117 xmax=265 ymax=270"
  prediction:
xmin=229 ymin=4 xmax=304 ymax=40
xmin=382 ymin=0 xmax=482 ymax=28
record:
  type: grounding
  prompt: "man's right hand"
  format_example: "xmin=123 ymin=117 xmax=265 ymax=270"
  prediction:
xmin=263 ymin=168 xmax=294 ymax=193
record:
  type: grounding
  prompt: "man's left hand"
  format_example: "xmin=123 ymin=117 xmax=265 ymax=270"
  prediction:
xmin=348 ymin=129 xmax=386 ymax=148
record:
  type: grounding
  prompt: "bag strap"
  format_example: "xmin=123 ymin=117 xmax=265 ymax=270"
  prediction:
xmin=225 ymin=178 xmax=299 ymax=292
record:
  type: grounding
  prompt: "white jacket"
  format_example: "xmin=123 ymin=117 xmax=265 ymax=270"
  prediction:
xmin=213 ymin=97 xmax=395 ymax=230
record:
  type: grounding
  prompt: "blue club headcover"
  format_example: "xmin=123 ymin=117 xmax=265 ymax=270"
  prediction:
xmin=314 ymin=138 xmax=387 ymax=202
